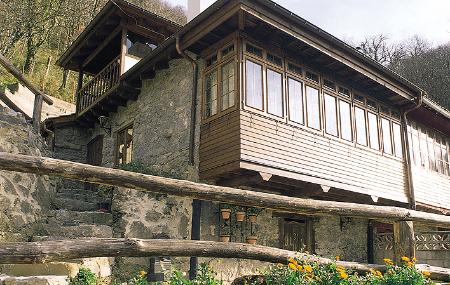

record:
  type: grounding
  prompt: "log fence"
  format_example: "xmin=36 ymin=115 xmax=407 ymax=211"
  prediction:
xmin=0 ymin=152 xmax=449 ymax=281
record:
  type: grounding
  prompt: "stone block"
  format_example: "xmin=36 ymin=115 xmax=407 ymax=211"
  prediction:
xmin=0 ymin=276 xmax=68 ymax=285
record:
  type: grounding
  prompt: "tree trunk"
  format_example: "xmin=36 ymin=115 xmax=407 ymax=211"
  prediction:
xmin=0 ymin=152 xmax=449 ymax=227
xmin=59 ymin=69 xmax=69 ymax=91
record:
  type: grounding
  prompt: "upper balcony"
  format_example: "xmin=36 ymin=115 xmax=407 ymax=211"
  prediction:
xmin=56 ymin=0 xmax=181 ymax=118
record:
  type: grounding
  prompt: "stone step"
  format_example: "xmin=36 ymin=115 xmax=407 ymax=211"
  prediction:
xmin=0 ymin=275 xmax=68 ymax=285
xmin=52 ymin=198 xmax=99 ymax=212
xmin=0 ymin=258 xmax=112 ymax=279
xmin=42 ymin=225 xmax=113 ymax=238
xmin=47 ymin=210 xmax=112 ymax=226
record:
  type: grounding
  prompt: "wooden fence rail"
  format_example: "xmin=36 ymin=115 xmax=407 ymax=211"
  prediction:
xmin=0 ymin=238 xmax=448 ymax=281
xmin=0 ymin=152 xmax=450 ymax=226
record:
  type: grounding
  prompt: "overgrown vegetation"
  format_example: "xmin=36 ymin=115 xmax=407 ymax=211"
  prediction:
xmin=260 ymin=256 xmax=434 ymax=285
xmin=69 ymin=268 xmax=97 ymax=285
xmin=0 ymin=0 xmax=186 ymax=103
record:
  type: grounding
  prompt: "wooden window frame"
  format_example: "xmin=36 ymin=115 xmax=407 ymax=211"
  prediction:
xmin=115 ymin=123 xmax=134 ymax=166
xmin=323 ymin=92 xmax=339 ymax=137
xmin=239 ymin=37 xmax=405 ymax=159
xmin=202 ymin=39 xmax=239 ymax=123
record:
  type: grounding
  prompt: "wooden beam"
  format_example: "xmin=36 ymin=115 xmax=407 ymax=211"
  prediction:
xmin=0 ymin=53 xmax=53 ymax=105
xmin=1 ymin=153 xmax=450 ymax=227
xmin=393 ymin=221 xmax=415 ymax=264
xmin=0 ymin=238 xmax=448 ymax=281
xmin=82 ymin=26 xmax=122 ymax=69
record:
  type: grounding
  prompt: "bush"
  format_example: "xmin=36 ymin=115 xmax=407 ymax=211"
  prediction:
xmin=69 ymin=268 xmax=97 ymax=285
xmin=261 ymin=257 xmax=435 ymax=285
xmin=169 ymin=264 xmax=223 ymax=285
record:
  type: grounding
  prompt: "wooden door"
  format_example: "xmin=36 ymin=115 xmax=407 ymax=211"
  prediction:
xmin=85 ymin=135 xmax=103 ymax=190
xmin=280 ymin=218 xmax=315 ymax=253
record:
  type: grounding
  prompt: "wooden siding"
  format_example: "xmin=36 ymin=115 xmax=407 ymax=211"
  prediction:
xmin=412 ymin=166 xmax=450 ymax=210
xmin=239 ymin=110 xmax=409 ymax=203
xmin=199 ymin=110 xmax=241 ymax=179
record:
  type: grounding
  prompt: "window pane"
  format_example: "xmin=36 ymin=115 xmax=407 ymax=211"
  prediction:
xmin=411 ymin=127 xmax=421 ymax=165
xmin=443 ymin=142 xmax=449 ymax=175
xmin=306 ymin=86 xmax=320 ymax=130
xmin=288 ymin=78 xmax=304 ymax=124
xmin=324 ymin=93 xmax=338 ymax=136
xmin=381 ymin=118 xmax=392 ymax=154
xmin=267 ymin=69 xmax=283 ymax=117
xmin=126 ymin=127 xmax=133 ymax=163
xmin=392 ymin=123 xmax=403 ymax=158
xmin=435 ymin=138 xmax=444 ymax=173
xmin=246 ymin=60 xmax=263 ymax=110
xmin=368 ymin=112 xmax=379 ymax=150
xmin=221 ymin=62 xmax=235 ymax=111
xmin=355 ymin=107 xmax=367 ymax=146
xmin=339 ymin=100 xmax=352 ymax=141
xmin=427 ymin=132 xmax=436 ymax=171
xmin=419 ymin=128 xmax=429 ymax=168
xmin=205 ymin=71 xmax=218 ymax=117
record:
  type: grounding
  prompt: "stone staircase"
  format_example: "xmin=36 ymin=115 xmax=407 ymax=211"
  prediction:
xmin=0 ymin=184 xmax=114 ymax=284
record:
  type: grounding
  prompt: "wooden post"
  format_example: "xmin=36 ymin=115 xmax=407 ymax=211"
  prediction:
xmin=393 ymin=221 xmax=415 ymax=263
xmin=32 ymin=94 xmax=44 ymax=130
xmin=120 ymin=27 xmax=127 ymax=75
xmin=75 ymin=69 xmax=84 ymax=113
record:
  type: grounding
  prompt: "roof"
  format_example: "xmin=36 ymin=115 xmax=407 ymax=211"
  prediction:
xmin=57 ymin=0 xmax=182 ymax=72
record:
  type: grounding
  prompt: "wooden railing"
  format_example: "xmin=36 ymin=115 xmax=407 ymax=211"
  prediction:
xmin=77 ymin=56 xmax=121 ymax=113
xmin=375 ymin=231 xmax=450 ymax=251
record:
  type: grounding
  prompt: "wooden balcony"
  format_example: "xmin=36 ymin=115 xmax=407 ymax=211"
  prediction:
xmin=77 ymin=56 xmax=121 ymax=114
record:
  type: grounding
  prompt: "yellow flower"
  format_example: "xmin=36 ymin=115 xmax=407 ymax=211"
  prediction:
xmin=369 ymin=268 xmax=376 ymax=275
xmin=412 ymin=257 xmax=417 ymax=262
xmin=297 ymin=265 xmax=303 ymax=271
xmin=288 ymin=257 xmax=298 ymax=265
xmin=407 ymin=261 xmax=414 ymax=268
xmin=139 ymin=271 xmax=147 ymax=277
xmin=288 ymin=263 xmax=297 ymax=271
xmin=336 ymin=266 xmax=345 ymax=272
xmin=335 ymin=255 xmax=340 ymax=261
xmin=383 ymin=258 xmax=393 ymax=265
xmin=422 ymin=271 xmax=431 ymax=277
xmin=401 ymin=256 xmax=410 ymax=262
xmin=304 ymin=264 xmax=313 ymax=273
xmin=339 ymin=271 xmax=349 ymax=279
xmin=375 ymin=270 xmax=383 ymax=277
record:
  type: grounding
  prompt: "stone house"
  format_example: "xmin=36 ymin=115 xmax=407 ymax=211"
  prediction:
xmin=40 ymin=0 xmax=450 ymax=282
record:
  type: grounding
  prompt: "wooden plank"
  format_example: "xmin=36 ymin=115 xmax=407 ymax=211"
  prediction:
xmin=0 ymin=91 xmax=32 ymax=120
xmin=1 ymin=152 xmax=450 ymax=226
xmin=393 ymin=221 xmax=415 ymax=264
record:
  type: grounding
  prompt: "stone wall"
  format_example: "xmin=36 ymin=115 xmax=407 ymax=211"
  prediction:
xmin=315 ymin=216 xmax=368 ymax=262
xmin=0 ymin=106 xmax=56 ymax=241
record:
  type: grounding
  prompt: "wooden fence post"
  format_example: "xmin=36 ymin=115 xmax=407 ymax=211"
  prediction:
xmin=393 ymin=221 xmax=415 ymax=263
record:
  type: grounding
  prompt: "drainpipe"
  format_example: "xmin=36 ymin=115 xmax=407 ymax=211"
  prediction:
xmin=402 ymin=91 xmax=424 ymax=210
xmin=175 ymin=35 xmax=201 ymax=280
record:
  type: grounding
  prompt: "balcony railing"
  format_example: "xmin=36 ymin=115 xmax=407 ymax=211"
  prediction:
xmin=77 ymin=56 xmax=121 ymax=113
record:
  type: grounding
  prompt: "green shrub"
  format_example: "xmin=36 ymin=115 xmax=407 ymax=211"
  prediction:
xmin=169 ymin=263 xmax=222 ymax=285
xmin=261 ymin=257 xmax=435 ymax=285
xmin=69 ymin=268 xmax=97 ymax=285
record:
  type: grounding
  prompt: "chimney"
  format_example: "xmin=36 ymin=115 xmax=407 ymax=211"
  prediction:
xmin=187 ymin=0 xmax=201 ymax=22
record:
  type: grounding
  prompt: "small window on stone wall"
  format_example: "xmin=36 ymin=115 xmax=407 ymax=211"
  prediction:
xmin=279 ymin=216 xmax=315 ymax=253
xmin=116 ymin=124 xmax=134 ymax=165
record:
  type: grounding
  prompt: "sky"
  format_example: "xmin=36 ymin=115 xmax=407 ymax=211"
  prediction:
xmin=168 ymin=0 xmax=450 ymax=46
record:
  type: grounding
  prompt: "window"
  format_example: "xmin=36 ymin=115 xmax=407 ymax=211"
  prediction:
xmin=427 ymin=132 xmax=436 ymax=171
xmin=354 ymin=94 xmax=365 ymax=104
xmin=288 ymin=78 xmax=304 ymax=124
xmin=355 ymin=107 xmax=367 ymax=146
xmin=338 ymin=87 xmax=350 ymax=98
xmin=288 ymin=63 xmax=303 ymax=76
xmin=246 ymin=60 xmax=263 ymax=110
xmin=221 ymin=62 xmax=235 ymax=111
xmin=221 ymin=45 xmax=234 ymax=58
xmin=267 ymin=53 xmax=282 ymax=66
xmin=381 ymin=118 xmax=392 ymax=155
xmin=435 ymin=137 xmax=444 ymax=173
xmin=204 ymin=71 xmax=218 ymax=117
xmin=280 ymin=217 xmax=314 ymax=253
xmin=392 ymin=123 xmax=403 ymax=158
xmin=339 ymin=100 xmax=352 ymax=141
xmin=246 ymin=44 xmax=263 ymax=57
xmin=116 ymin=124 xmax=133 ymax=165
xmin=306 ymin=71 xmax=319 ymax=83
xmin=419 ymin=128 xmax=429 ymax=168
xmin=267 ymin=69 xmax=283 ymax=117
xmin=306 ymin=86 xmax=320 ymax=130
xmin=324 ymin=93 xmax=338 ymax=136
xmin=368 ymin=112 xmax=379 ymax=150
xmin=323 ymin=79 xmax=336 ymax=91
xmin=206 ymin=55 xmax=217 ymax=67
